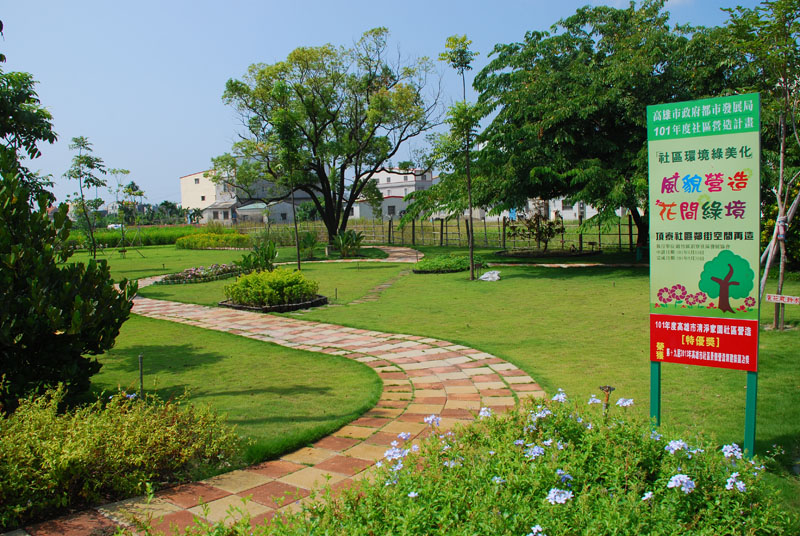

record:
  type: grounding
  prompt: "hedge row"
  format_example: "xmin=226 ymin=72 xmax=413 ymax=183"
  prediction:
xmin=176 ymin=233 xmax=253 ymax=250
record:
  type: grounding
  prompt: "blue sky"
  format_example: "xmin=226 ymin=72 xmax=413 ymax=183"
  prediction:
xmin=3 ymin=0 xmax=760 ymax=205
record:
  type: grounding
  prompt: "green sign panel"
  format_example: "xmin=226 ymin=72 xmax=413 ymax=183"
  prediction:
xmin=647 ymin=93 xmax=761 ymax=456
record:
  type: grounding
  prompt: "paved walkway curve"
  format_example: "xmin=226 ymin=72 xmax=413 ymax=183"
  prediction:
xmin=10 ymin=247 xmax=546 ymax=536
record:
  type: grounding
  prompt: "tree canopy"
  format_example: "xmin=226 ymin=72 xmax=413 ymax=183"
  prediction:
xmin=469 ymin=0 xmax=749 ymax=245
xmin=0 ymin=20 xmax=57 ymax=194
xmin=212 ymin=28 xmax=441 ymax=241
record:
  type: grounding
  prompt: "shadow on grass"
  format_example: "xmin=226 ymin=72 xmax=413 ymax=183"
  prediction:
xmin=497 ymin=265 xmax=649 ymax=281
xmin=98 ymin=343 xmax=227 ymax=376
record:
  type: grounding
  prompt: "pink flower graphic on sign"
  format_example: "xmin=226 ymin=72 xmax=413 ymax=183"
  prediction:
xmin=657 ymin=287 xmax=673 ymax=304
xmin=694 ymin=292 xmax=708 ymax=304
xmin=744 ymin=296 xmax=756 ymax=308
xmin=671 ymin=284 xmax=688 ymax=301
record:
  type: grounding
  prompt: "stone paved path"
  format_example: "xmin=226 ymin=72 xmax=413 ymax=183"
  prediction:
xmin=7 ymin=247 xmax=549 ymax=536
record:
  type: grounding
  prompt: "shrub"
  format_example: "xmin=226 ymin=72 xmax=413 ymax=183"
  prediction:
xmin=235 ymin=239 xmax=278 ymax=273
xmin=299 ymin=231 xmax=318 ymax=260
xmin=224 ymin=269 xmax=319 ymax=306
xmin=175 ymin=233 xmax=252 ymax=250
xmin=0 ymin=387 xmax=241 ymax=530
xmin=413 ymin=252 xmax=486 ymax=273
xmin=0 ymin=176 xmax=136 ymax=411
xmin=333 ymin=230 xmax=364 ymax=258
xmin=270 ymin=394 xmax=796 ymax=535
xmin=258 ymin=226 xmax=298 ymax=246
xmin=129 ymin=393 xmax=797 ymax=536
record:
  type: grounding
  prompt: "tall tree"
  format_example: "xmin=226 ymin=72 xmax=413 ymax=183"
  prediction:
xmin=440 ymin=35 xmax=479 ymax=280
xmin=726 ymin=0 xmax=800 ymax=329
xmin=0 ymin=20 xmax=57 ymax=194
xmin=211 ymin=28 xmax=441 ymax=242
xmin=64 ymin=136 xmax=106 ymax=259
xmin=472 ymin=0 xmax=747 ymax=246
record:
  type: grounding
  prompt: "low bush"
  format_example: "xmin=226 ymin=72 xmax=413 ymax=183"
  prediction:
xmin=158 ymin=264 xmax=241 ymax=284
xmin=176 ymin=233 xmax=252 ymax=250
xmin=128 ymin=392 xmax=797 ymax=535
xmin=299 ymin=231 xmax=319 ymax=260
xmin=333 ymin=230 xmax=365 ymax=258
xmin=0 ymin=387 xmax=241 ymax=531
xmin=413 ymin=252 xmax=486 ymax=273
xmin=224 ymin=269 xmax=319 ymax=306
xmin=236 ymin=238 xmax=278 ymax=273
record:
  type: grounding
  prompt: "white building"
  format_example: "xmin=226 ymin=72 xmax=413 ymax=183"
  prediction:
xmin=179 ymin=170 xmax=312 ymax=225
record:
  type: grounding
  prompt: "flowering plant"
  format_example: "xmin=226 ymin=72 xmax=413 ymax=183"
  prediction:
xmin=259 ymin=393 xmax=794 ymax=536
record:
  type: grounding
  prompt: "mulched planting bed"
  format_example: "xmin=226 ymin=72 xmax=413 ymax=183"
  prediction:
xmin=153 ymin=271 xmax=243 ymax=285
xmin=218 ymin=295 xmax=328 ymax=313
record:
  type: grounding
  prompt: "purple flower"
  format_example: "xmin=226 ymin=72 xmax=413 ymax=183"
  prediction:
xmin=615 ymin=397 xmax=634 ymax=407
xmin=667 ymin=474 xmax=695 ymax=494
xmin=722 ymin=443 xmax=743 ymax=460
xmin=546 ymin=488 xmax=573 ymax=504
xmin=424 ymin=414 xmax=441 ymax=427
xmin=479 ymin=407 xmax=493 ymax=419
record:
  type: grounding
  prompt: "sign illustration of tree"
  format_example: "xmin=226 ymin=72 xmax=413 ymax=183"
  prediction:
xmin=698 ymin=250 xmax=755 ymax=314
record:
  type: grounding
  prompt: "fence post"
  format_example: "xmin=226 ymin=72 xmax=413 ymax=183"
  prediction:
xmin=618 ymin=213 xmax=622 ymax=252
xmin=501 ymin=217 xmax=506 ymax=249
xmin=578 ymin=212 xmax=583 ymax=252
xmin=401 ymin=221 xmax=405 ymax=245
xmin=483 ymin=217 xmax=488 ymax=246
xmin=389 ymin=218 xmax=393 ymax=244
xmin=412 ymin=219 xmax=416 ymax=246
xmin=439 ymin=219 xmax=444 ymax=246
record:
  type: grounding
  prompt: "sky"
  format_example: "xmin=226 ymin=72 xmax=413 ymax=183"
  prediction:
xmin=3 ymin=0 xmax=761 ymax=206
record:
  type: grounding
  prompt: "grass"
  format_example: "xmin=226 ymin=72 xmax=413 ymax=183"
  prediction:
xmin=413 ymin=245 xmax=646 ymax=265
xmin=68 ymin=244 xmax=388 ymax=281
xmin=91 ymin=315 xmax=382 ymax=463
xmin=296 ymin=262 xmax=800 ymax=509
xmin=137 ymin=261 xmax=407 ymax=306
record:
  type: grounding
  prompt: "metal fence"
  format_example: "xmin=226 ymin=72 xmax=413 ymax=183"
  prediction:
xmin=237 ymin=216 xmax=639 ymax=252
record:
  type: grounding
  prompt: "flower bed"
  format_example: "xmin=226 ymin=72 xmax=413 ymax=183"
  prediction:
xmin=221 ymin=269 xmax=324 ymax=312
xmin=218 ymin=294 xmax=328 ymax=313
xmin=268 ymin=391 xmax=795 ymax=535
xmin=156 ymin=264 xmax=242 ymax=285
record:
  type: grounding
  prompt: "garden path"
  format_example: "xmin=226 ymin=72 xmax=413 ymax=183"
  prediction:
xmin=10 ymin=246 xmax=546 ymax=536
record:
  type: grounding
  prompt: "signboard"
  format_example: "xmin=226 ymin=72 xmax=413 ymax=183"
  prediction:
xmin=765 ymin=293 xmax=799 ymax=305
xmin=647 ymin=94 xmax=760 ymax=373
xmin=647 ymin=94 xmax=761 ymax=456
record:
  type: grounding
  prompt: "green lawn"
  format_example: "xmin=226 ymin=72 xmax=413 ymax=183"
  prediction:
xmin=68 ymin=244 xmax=387 ymax=281
xmin=137 ymin=261 xmax=407 ymax=306
xmin=92 ymin=315 xmax=382 ymax=463
xmin=413 ymin=245 xmax=646 ymax=265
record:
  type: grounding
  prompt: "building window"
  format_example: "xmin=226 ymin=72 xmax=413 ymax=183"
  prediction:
xmin=561 ymin=200 xmax=573 ymax=211
xmin=403 ymin=175 xmax=408 ymax=181
xmin=280 ymin=213 xmax=287 ymax=221
xmin=213 ymin=211 xmax=219 ymax=220
xmin=387 ymin=205 xmax=396 ymax=216
xmin=201 ymin=195 xmax=206 ymax=201
xmin=386 ymin=177 xmax=390 ymax=183
xmin=387 ymin=190 xmax=391 ymax=196
xmin=194 ymin=178 xmax=199 ymax=184
xmin=404 ymin=188 xmax=408 ymax=195
xmin=223 ymin=211 xmax=229 ymax=220
xmin=350 ymin=208 xmax=355 ymax=216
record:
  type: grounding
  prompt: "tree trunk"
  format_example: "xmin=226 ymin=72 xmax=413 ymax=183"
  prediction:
xmin=711 ymin=264 xmax=739 ymax=314
xmin=629 ymin=206 xmax=647 ymax=248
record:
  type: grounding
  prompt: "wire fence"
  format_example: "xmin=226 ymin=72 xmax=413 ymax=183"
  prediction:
xmin=237 ymin=216 xmax=640 ymax=252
